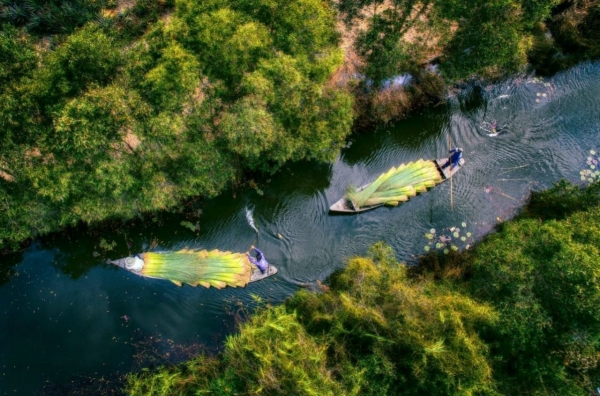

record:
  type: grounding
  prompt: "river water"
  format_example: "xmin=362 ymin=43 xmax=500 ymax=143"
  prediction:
xmin=2 ymin=61 xmax=600 ymax=394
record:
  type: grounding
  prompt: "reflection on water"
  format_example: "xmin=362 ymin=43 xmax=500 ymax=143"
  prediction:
xmin=2 ymin=61 xmax=600 ymax=394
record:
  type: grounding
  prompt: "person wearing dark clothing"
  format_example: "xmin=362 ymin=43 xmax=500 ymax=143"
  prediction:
xmin=247 ymin=245 xmax=269 ymax=273
xmin=442 ymin=147 xmax=463 ymax=170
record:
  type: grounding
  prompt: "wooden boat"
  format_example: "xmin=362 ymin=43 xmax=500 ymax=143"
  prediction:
xmin=108 ymin=249 xmax=278 ymax=289
xmin=329 ymin=157 xmax=464 ymax=213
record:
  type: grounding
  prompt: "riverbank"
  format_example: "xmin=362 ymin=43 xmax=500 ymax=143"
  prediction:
xmin=124 ymin=180 xmax=600 ymax=395
xmin=337 ymin=0 xmax=600 ymax=127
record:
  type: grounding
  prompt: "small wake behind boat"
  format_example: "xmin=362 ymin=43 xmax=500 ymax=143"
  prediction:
xmin=108 ymin=249 xmax=278 ymax=289
xmin=329 ymin=157 xmax=464 ymax=213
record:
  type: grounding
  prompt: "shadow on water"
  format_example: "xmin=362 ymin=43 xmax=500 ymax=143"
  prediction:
xmin=342 ymin=105 xmax=450 ymax=166
xmin=1 ymin=60 xmax=600 ymax=395
xmin=0 ymin=251 xmax=22 ymax=286
xmin=457 ymin=83 xmax=487 ymax=115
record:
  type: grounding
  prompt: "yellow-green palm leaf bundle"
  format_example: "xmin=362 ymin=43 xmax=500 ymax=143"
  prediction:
xmin=125 ymin=249 xmax=253 ymax=289
xmin=346 ymin=160 xmax=443 ymax=209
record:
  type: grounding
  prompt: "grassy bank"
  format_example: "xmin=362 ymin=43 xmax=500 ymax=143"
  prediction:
xmin=124 ymin=180 xmax=600 ymax=395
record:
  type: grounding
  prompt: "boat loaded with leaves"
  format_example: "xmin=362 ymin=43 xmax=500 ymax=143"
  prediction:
xmin=330 ymin=158 xmax=464 ymax=213
xmin=109 ymin=249 xmax=278 ymax=289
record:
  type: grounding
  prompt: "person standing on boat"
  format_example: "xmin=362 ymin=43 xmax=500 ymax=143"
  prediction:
xmin=442 ymin=147 xmax=463 ymax=170
xmin=247 ymin=245 xmax=269 ymax=273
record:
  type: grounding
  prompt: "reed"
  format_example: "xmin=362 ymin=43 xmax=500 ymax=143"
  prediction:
xmin=346 ymin=160 xmax=443 ymax=209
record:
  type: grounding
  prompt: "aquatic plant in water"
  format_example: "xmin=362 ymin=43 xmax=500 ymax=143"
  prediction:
xmin=424 ymin=222 xmax=474 ymax=254
xmin=580 ymin=149 xmax=600 ymax=184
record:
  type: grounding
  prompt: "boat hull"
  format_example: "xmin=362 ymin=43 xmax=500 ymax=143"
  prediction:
xmin=329 ymin=158 xmax=464 ymax=213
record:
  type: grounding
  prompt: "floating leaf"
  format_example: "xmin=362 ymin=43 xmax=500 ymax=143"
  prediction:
xmin=591 ymin=150 xmax=596 ymax=155
xmin=451 ymin=245 xmax=458 ymax=251
xmin=436 ymin=243 xmax=443 ymax=249
xmin=430 ymin=228 xmax=436 ymax=234
xmin=425 ymin=233 xmax=434 ymax=240
xmin=256 ymin=189 xmax=264 ymax=196
xmin=461 ymin=222 xmax=466 ymax=227
xmin=453 ymin=232 xmax=459 ymax=238
xmin=180 ymin=221 xmax=196 ymax=232
xmin=467 ymin=232 xmax=472 ymax=237
xmin=461 ymin=236 xmax=466 ymax=242
xmin=581 ymin=175 xmax=587 ymax=181
xmin=443 ymin=248 xmax=449 ymax=254
xmin=424 ymin=246 xmax=430 ymax=252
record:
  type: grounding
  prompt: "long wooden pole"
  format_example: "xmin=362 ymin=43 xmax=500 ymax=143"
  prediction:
xmin=448 ymin=132 xmax=454 ymax=210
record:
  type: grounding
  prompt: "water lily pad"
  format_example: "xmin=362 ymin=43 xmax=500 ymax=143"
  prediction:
xmin=467 ymin=232 xmax=472 ymax=237
xmin=430 ymin=228 xmax=436 ymax=234
xmin=424 ymin=246 xmax=430 ymax=252
xmin=461 ymin=236 xmax=466 ymax=242
xmin=443 ymin=248 xmax=449 ymax=254
xmin=453 ymin=232 xmax=459 ymax=238
xmin=536 ymin=92 xmax=541 ymax=96
xmin=436 ymin=243 xmax=443 ymax=249
xmin=451 ymin=245 xmax=458 ymax=251
xmin=581 ymin=175 xmax=586 ymax=181
xmin=425 ymin=233 xmax=434 ymax=240
xmin=591 ymin=150 xmax=597 ymax=155
xmin=449 ymin=227 xmax=455 ymax=232
xmin=461 ymin=222 xmax=466 ymax=227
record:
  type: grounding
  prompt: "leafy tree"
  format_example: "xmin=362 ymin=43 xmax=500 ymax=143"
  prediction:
xmin=468 ymin=204 xmax=600 ymax=393
xmin=244 ymin=54 xmax=353 ymax=162
xmin=219 ymin=95 xmax=288 ymax=171
xmin=142 ymin=42 xmax=202 ymax=111
xmin=30 ymin=24 xmax=122 ymax=109
xmin=437 ymin=0 xmax=529 ymax=79
xmin=0 ymin=24 xmax=36 ymax=85
xmin=0 ymin=0 xmax=107 ymax=34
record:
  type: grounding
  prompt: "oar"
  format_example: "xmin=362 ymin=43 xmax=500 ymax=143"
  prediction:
xmin=448 ymin=132 xmax=454 ymax=210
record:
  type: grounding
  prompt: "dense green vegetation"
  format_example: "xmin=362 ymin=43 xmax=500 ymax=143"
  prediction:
xmin=125 ymin=181 xmax=600 ymax=395
xmin=340 ymin=0 xmax=599 ymax=84
xmin=339 ymin=0 xmax=600 ymax=124
xmin=0 ymin=0 xmax=353 ymax=250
